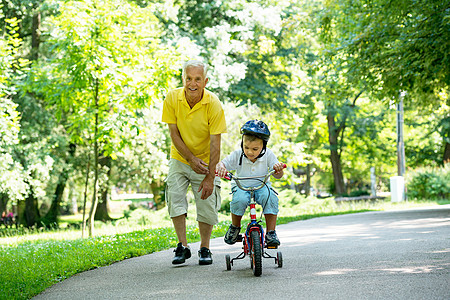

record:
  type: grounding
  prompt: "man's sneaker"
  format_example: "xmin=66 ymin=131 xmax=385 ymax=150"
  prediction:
xmin=198 ymin=247 xmax=213 ymax=265
xmin=172 ymin=242 xmax=191 ymax=265
xmin=265 ymin=230 xmax=281 ymax=246
xmin=224 ymin=224 xmax=241 ymax=245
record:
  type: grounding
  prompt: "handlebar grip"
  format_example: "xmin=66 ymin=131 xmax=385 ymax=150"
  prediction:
xmin=274 ymin=164 xmax=287 ymax=171
xmin=215 ymin=171 xmax=231 ymax=180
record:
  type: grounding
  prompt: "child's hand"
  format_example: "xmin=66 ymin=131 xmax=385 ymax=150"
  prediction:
xmin=272 ymin=162 xmax=285 ymax=178
xmin=215 ymin=162 xmax=228 ymax=178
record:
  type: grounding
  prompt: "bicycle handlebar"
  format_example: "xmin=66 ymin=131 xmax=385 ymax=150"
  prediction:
xmin=216 ymin=164 xmax=287 ymax=192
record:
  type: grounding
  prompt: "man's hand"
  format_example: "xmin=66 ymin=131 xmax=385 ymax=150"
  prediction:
xmin=188 ymin=156 xmax=209 ymax=175
xmin=198 ymin=174 xmax=214 ymax=199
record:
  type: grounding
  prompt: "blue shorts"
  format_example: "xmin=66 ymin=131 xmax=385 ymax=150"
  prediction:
xmin=230 ymin=186 xmax=279 ymax=216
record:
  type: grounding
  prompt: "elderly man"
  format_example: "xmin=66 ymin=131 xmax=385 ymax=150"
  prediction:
xmin=162 ymin=60 xmax=227 ymax=265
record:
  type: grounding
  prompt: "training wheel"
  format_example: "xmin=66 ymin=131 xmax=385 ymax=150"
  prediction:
xmin=277 ymin=251 xmax=283 ymax=268
xmin=226 ymin=254 xmax=232 ymax=270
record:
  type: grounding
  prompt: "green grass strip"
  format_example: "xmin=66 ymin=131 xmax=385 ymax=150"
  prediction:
xmin=0 ymin=227 xmax=179 ymax=300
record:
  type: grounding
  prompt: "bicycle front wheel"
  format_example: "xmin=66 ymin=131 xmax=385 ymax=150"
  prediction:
xmin=250 ymin=230 xmax=262 ymax=276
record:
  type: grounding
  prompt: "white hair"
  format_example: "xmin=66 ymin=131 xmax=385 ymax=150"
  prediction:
xmin=182 ymin=60 xmax=208 ymax=79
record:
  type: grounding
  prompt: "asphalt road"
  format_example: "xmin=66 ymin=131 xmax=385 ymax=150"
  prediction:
xmin=34 ymin=205 xmax=450 ymax=300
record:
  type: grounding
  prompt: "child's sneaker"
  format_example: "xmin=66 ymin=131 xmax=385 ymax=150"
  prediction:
xmin=265 ymin=230 xmax=280 ymax=246
xmin=224 ymin=224 xmax=241 ymax=245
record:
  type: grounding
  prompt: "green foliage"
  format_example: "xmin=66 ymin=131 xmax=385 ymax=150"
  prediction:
xmin=404 ymin=103 xmax=449 ymax=166
xmin=406 ymin=164 xmax=450 ymax=200
xmin=112 ymin=105 xmax=171 ymax=190
xmin=1 ymin=0 xmax=448 ymax=238
xmin=0 ymin=15 xmax=30 ymax=201
xmin=15 ymin=0 xmax=180 ymax=229
xmin=28 ymin=0 xmax=178 ymax=151
xmin=337 ymin=0 xmax=450 ymax=102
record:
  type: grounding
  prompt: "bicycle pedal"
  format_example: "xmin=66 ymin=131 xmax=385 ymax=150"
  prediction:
xmin=266 ymin=244 xmax=278 ymax=249
xmin=237 ymin=234 xmax=243 ymax=242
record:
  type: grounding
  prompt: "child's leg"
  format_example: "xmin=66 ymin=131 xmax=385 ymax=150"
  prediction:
xmin=264 ymin=214 xmax=277 ymax=232
xmin=225 ymin=189 xmax=248 ymax=245
xmin=230 ymin=188 xmax=250 ymax=228
xmin=231 ymin=213 xmax=243 ymax=228
xmin=255 ymin=187 xmax=279 ymax=232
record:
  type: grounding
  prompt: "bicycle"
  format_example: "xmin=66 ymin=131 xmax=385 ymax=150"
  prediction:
xmin=217 ymin=164 xmax=286 ymax=276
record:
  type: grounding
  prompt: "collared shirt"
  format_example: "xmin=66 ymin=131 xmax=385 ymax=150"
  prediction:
xmin=162 ymin=87 xmax=227 ymax=165
xmin=221 ymin=148 xmax=279 ymax=188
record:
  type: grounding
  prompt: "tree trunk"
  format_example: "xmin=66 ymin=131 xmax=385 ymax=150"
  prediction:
xmin=31 ymin=6 xmax=40 ymax=61
xmin=327 ymin=112 xmax=346 ymax=195
xmin=88 ymin=79 xmax=100 ymax=237
xmin=326 ymin=91 xmax=362 ymax=195
xmin=82 ymin=152 xmax=91 ymax=238
xmin=88 ymin=126 xmax=99 ymax=237
xmin=304 ymin=164 xmax=311 ymax=197
xmin=24 ymin=190 xmax=41 ymax=227
xmin=41 ymin=177 xmax=66 ymax=227
xmin=16 ymin=186 xmax=40 ymax=227
xmin=0 ymin=193 xmax=7 ymax=217
xmin=95 ymin=155 xmax=112 ymax=221
xmin=444 ymin=142 xmax=450 ymax=163
xmin=42 ymin=143 xmax=75 ymax=227
xmin=16 ymin=200 xmax=26 ymax=226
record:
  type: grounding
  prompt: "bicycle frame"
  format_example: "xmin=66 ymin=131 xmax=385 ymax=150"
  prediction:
xmin=220 ymin=167 xmax=285 ymax=275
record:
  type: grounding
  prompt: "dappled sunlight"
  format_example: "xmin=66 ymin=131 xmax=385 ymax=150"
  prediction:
xmin=315 ymin=269 xmax=358 ymax=276
xmin=277 ymin=208 xmax=450 ymax=249
xmin=314 ymin=264 xmax=448 ymax=276
xmin=279 ymin=223 xmax=379 ymax=248
xmin=429 ymin=248 xmax=450 ymax=254
xmin=374 ymin=217 xmax=450 ymax=230
xmin=377 ymin=265 xmax=442 ymax=274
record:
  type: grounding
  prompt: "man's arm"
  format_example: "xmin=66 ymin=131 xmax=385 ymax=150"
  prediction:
xmin=198 ymin=134 xmax=221 ymax=199
xmin=208 ymin=134 xmax=221 ymax=176
xmin=168 ymin=124 xmax=209 ymax=174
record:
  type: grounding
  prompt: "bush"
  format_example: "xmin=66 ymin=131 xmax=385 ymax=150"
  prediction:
xmin=406 ymin=164 xmax=450 ymax=199
xmin=219 ymin=199 xmax=231 ymax=213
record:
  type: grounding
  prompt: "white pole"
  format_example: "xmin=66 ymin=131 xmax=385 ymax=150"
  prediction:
xmin=393 ymin=91 xmax=406 ymax=202
xmin=397 ymin=92 xmax=406 ymax=177
xmin=370 ymin=166 xmax=376 ymax=197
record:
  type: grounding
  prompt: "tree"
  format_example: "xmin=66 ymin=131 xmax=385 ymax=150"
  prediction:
xmin=30 ymin=0 xmax=179 ymax=236
xmin=112 ymin=105 xmax=171 ymax=210
xmin=338 ymin=0 xmax=450 ymax=101
xmin=336 ymin=0 xmax=450 ymax=164
xmin=0 ymin=14 xmax=36 ymax=220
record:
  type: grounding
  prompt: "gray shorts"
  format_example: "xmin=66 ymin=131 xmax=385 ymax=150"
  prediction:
xmin=165 ymin=159 xmax=221 ymax=225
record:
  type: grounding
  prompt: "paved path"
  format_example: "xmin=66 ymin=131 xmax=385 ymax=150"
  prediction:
xmin=34 ymin=205 xmax=450 ymax=300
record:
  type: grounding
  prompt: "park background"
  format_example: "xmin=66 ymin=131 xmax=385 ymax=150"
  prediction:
xmin=0 ymin=0 xmax=449 ymax=298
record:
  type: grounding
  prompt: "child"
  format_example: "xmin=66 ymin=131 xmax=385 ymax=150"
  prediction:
xmin=216 ymin=120 xmax=285 ymax=246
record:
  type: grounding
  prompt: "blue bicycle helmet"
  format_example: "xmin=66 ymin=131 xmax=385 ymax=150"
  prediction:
xmin=240 ymin=120 xmax=271 ymax=141
xmin=239 ymin=120 xmax=270 ymax=164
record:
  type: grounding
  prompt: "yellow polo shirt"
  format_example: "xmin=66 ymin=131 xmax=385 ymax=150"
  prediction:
xmin=162 ymin=87 xmax=227 ymax=165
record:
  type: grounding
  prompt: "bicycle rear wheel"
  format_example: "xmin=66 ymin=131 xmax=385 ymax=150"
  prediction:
xmin=250 ymin=230 xmax=262 ymax=276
